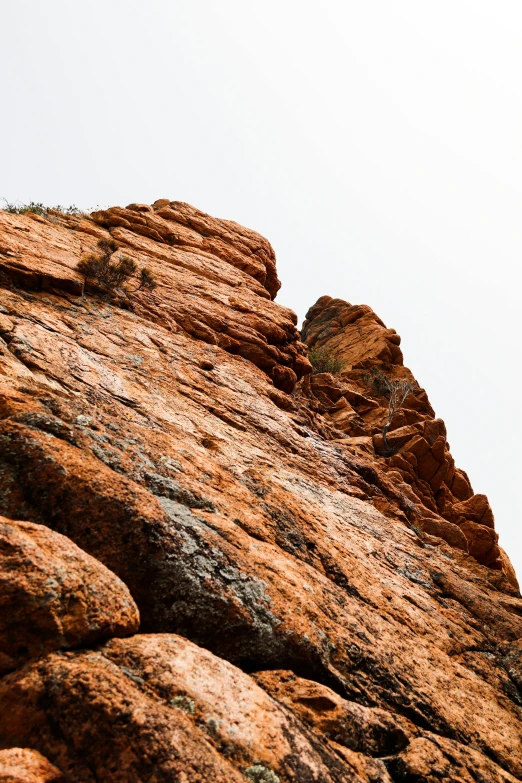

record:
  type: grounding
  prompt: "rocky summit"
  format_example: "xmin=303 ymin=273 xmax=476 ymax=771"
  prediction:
xmin=0 ymin=201 xmax=520 ymax=783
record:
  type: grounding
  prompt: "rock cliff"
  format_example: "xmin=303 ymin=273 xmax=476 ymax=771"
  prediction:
xmin=0 ymin=202 xmax=520 ymax=782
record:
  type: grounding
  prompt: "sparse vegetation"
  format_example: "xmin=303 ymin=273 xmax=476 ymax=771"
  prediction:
xmin=363 ymin=368 xmax=418 ymax=454
xmin=77 ymin=238 xmax=157 ymax=296
xmin=362 ymin=367 xmax=395 ymax=397
xmin=244 ymin=766 xmax=280 ymax=783
xmin=137 ymin=266 xmax=157 ymax=290
xmin=169 ymin=695 xmax=195 ymax=714
xmin=308 ymin=345 xmax=344 ymax=375
xmin=381 ymin=378 xmax=418 ymax=452
xmin=2 ymin=199 xmax=82 ymax=216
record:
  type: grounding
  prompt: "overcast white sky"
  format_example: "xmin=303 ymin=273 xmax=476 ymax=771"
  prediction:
xmin=2 ymin=1 xmax=521 ymax=579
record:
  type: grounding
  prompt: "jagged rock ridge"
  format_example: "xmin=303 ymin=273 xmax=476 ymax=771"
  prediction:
xmin=301 ymin=296 xmax=515 ymax=577
xmin=0 ymin=203 xmax=520 ymax=783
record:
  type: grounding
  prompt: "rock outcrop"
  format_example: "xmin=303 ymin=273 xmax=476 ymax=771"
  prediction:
xmin=0 ymin=202 xmax=309 ymax=392
xmin=302 ymin=295 xmax=514 ymax=578
xmin=0 ymin=204 xmax=520 ymax=782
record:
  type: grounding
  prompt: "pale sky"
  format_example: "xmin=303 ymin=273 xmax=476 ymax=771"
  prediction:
xmin=2 ymin=1 xmax=521 ymax=580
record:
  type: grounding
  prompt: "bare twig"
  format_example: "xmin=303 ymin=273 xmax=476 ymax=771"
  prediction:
xmin=382 ymin=379 xmax=418 ymax=454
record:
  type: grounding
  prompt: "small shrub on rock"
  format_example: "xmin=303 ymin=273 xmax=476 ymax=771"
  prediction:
xmin=138 ymin=267 xmax=157 ymax=291
xmin=362 ymin=367 xmax=394 ymax=397
xmin=244 ymin=766 xmax=280 ymax=783
xmin=308 ymin=345 xmax=344 ymax=375
xmin=2 ymin=199 xmax=82 ymax=216
xmin=77 ymin=239 xmax=157 ymax=296
xmin=363 ymin=368 xmax=418 ymax=454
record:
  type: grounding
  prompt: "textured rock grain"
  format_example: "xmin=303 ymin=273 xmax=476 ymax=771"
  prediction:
xmin=302 ymin=295 xmax=517 ymax=582
xmin=0 ymin=516 xmax=139 ymax=674
xmin=0 ymin=748 xmax=65 ymax=783
xmin=0 ymin=203 xmax=520 ymax=782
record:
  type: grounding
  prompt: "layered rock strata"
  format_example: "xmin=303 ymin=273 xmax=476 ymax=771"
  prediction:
xmin=0 ymin=204 xmax=520 ymax=782
xmin=302 ymin=295 xmax=512 ymax=577
xmin=0 ymin=202 xmax=309 ymax=392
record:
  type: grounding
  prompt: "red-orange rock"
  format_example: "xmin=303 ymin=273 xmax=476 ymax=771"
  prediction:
xmin=451 ymin=493 xmax=495 ymax=527
xmin=310 ymin=372 xmax=345 ymax=403
xmin=0 ymin=204 xmax=520 ymax=782
xmin=0 ymin=648 xmax=245 ymax=783
xmin=253 ymin=670 xmax=411 ymax=757
xmin=459 ymin=519 xmax=500 ymax=565
xmin=0 ymin=748 xmax=65 ymax=783
xmin=0 ymin=516 xmax=139 ymax=674
xmin=386 ymin=735 xmax=519 ymax=783
xmin=302 ymin=295 xmax=515 ymax=581
xmin=499 ymin=546 xmax=520 ymax=592
xmin=0 ymin=635 xmax=371 ymax=782
xmin=448 ymin=467 xmax=474 ymax=500
xmin=302 ymin=297 xmax=404 ymax=368
xmin=0 ymin=205 xmax=311 ymax=391
xmin=419 ymin=517 xmax=469 ymax=552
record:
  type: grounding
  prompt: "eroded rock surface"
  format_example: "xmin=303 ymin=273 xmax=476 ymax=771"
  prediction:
xmin=0 ymin=634 xmax=386 ymax=782
xmin=0 ymin=748 xmax=65 ymax=783
xmin=0 ymin=203 xmax=310 ymax=392
xmin=0 ymin=516 xmax=139 ymax=674
xmin=0 ymin=204 xmax=520 ymax=782
xmin=302 ymin=295 xmax=517 ymax=582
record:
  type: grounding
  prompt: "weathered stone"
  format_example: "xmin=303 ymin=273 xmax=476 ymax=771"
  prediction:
xmin=253 ymin=670 xmax=411 ymax=757
xmin=0 ymin=635 xmax=364 ymax=783
xmin=301 ymin=295 xmax=515 ymax=576
xmin=310 ymin=372 xmax=345 ymax=402
xmin=419 ymin=517 xmax=469 ymax=552
xmin=373 ymin=423 xmax=421 ymax=452
xmin=0 ymin=516 xmax=139 ymax=674
xmin=385 ymin=735 xmax=519 ymax=783
xmin=302 ymin=298 xmax=404 ymax=368
xmin=0 ymin=748 xmax=65 ymax=783
xmin=498 ymin=546 xmax=520 ymax=591
xmin=459 ymin=520 xmax=500 ymax=565
xmin=451 ymin=493 xmax=495 ymax=528
xmin=0 ymin=205 xmax=520 ymax=782
xmin=0 ymin=207 xmax=310 ymax=392
xmin=448 ymin=467 xmax=474 ymax=501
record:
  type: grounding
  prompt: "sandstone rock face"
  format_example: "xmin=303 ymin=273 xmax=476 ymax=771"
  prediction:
xmin=0 ymin=748 xmax=65 ymax=783
xmin=0 ymin=634 xmax=388 ymax=782
xmin=0 ymin=204 xmax=520 ymax=782
xmin=302 ymin=295 xmax=518 ymax=584
xmin=0 ymin=204 xmax=310 ymax=392
xmin=0 ymin=516 xmax=139 ymax=674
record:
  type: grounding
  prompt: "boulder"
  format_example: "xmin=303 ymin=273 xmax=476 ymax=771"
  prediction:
xmin=0 ymin=748 xmax=64 ymax=783
xmin=0 ymin=516 xmax=139 ymax=674
xmin=253 ymin=670 xmax=410 ymax=757
xmin=452 ymin=494 xmax=495 ymax=528
xmin=449 ymin=468 xmax=474 ymax=501
xmin=419 ymin=517 xmax=469 ymax=552
xmin=459 ymin=520 xmax=500 ymax=565
xmin=310 ymin=372 xmax=345 ymax=403
xmin=302 ymin=298 xmax=404 ymax=367
xmin=0 ymin=635 xmax=362 ymax=783
xmin=373 ymin=423 xmax=422 ymax=453
xmin=386 ymin=736 xmax=518 ymax=783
